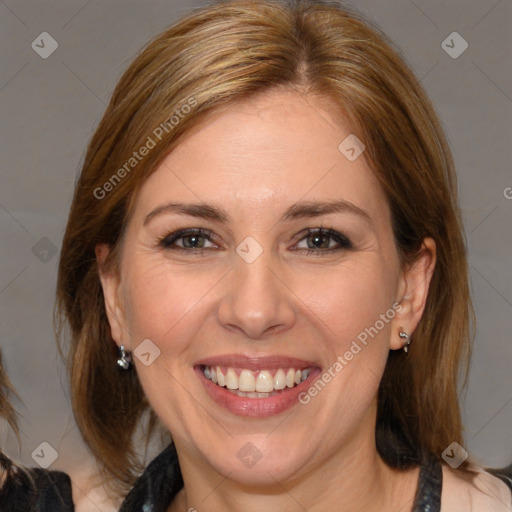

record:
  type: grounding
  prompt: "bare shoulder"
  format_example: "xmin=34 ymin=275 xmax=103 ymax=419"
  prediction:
xmin=441 ymin=463 xmax=512 ymax=512
xmin=68 ymin=464 xmax=122 ymax=512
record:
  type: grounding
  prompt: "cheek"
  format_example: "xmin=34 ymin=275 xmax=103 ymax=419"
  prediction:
xmin=284 ymin=262 xmax=396 ymax=446
xmin=121 ymin=258 xmax=223 ymax=354
xmin=296 ymin=261 xmax=395 ymax=395
xmin=297 ymin=259 xmax=396 ymax=344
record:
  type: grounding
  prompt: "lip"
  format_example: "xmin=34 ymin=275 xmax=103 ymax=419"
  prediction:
xmin=194 ymin=355 xmax=322 ymax=418
xmin=194 ymin=354 xmax=319 ymax=371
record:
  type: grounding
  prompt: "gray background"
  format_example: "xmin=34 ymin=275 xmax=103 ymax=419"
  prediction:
xmin=0 ymin=0 xmax=511 ymax=486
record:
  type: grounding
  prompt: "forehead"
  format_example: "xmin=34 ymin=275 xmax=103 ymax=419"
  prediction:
xmin=132 ymin=89 xmax=387 ymax=225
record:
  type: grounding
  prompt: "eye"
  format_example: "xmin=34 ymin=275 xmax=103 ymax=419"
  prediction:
xmin=294 ymin=228 xmax=352 ymax=254
xmin=157 ymin=228 xmax=218 ymax=251
xmin=156 ymin=227 xmax=352 ymax=255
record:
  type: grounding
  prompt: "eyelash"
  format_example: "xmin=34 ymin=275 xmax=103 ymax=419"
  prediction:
xmin=156 ymin=227 xmax=353 ymax=256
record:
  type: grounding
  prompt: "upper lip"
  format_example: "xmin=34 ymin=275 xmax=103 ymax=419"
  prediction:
xmin=194 ymin=354 xmax=320 ymax=371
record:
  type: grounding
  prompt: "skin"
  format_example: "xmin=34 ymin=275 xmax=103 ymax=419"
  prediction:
xmin=96 ymin=88 xmax=436 ymax=512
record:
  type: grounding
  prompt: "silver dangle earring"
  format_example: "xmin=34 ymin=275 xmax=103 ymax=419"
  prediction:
xmin=117 ymin=345 xmax=132 ymax=370
xmin=398 ymin=329 xmax=410 ymax=353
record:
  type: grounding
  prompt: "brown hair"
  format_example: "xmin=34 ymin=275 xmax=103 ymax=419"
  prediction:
xmin=0 ymin=350 xmax=20 ymax=490
xmin=55 ymin=0 xmax=473 ymax=493
xmin=0 ymin=351 xmax=18 ymax=440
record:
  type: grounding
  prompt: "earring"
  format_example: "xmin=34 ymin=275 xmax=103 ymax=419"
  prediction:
xmin=398 ymin=329 xmax=411 ymax=353
xmin=117 ymin=345 xmax=132 ymax=370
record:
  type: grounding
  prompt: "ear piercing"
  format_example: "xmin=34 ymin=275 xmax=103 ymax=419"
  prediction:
xmin=117 ymin=345 xmax=132 ymax=370
xmin=399 ymin=329 xmax=410 ymax=353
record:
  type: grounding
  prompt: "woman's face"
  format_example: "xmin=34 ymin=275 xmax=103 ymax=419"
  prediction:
xmin=98 ymin=89 xmax=433 ymax=486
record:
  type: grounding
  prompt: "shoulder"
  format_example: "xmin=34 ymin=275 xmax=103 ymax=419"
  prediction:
xmin=441 ymin=463 xmax=512 ymax=512
xmin=68 ymin=463 xmax=121 ymax=512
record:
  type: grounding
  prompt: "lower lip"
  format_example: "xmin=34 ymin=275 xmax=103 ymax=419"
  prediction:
xmin=195 ymin=366 xmax=322 ymax=418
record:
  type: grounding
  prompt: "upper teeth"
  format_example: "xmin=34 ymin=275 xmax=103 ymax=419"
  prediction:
xmin=203 ymin=366 xmax=311 ymax=392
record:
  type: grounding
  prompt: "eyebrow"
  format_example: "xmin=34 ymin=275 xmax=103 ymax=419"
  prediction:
xmin=143 ymin=199 xmax=372 ymax=227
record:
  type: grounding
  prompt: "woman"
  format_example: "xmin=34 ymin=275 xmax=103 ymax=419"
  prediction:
xmin=0 ymin=350 xmax=74 ymax=510
xmin=53 ymin=0 xmax=511 ymax=510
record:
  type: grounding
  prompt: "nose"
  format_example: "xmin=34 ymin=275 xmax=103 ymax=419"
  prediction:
xmin=217 ymin=246 xmax=296 ymax=340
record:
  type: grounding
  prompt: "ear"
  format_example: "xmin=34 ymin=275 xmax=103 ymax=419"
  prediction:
xmin=95 ymin=243 xmax=129 ymax=349
xmin=390 ymin=237 xmax=436 ymax=350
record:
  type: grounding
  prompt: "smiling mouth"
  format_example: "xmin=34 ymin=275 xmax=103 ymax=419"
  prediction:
xmin=198 ymin=365 xmax=314 ymax=398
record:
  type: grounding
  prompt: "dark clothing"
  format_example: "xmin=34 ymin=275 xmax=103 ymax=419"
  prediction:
xmin=0 ymin=464 xmax=74 ymax=511
xmin=412 ymin=452 xmax=443 ymax=512
xmin=119 ymin=443 xmax=183 ymax=512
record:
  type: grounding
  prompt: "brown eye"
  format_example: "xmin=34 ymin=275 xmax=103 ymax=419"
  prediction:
xmin=306 ymin=232 xmax=332 ymax=249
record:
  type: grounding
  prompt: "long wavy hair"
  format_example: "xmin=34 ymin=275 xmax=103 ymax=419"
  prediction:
xmin=55 ymin=0 xmax=473 ymax=493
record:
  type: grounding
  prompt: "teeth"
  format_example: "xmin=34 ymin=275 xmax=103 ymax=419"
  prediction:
xmin=286 ymin=369 xmax=295 ymax=388
xmin=203 ymin=366 xmax=312 ymax=393
xmin=274 ymin=369 xmax=286 ymax=390
xmin=231 ymin=390 xmax=274 ymax=399
xmin=239 ymin=369 xmax=256 ymax=392
xmin=256 ymin=370 xmax=274 ymax=392
xmin=226 ymin=368 xmax=238 ymax=389
xmin=216 ymin=367 xmax=225 ymax=387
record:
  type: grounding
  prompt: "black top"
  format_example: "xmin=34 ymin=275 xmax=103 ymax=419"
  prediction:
xmin=0 ymin=463 xmax=74 ymax=511
xmin=412 ymin=453 xmax=443 ymax=512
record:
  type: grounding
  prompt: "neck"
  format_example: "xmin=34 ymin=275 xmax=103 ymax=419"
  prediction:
xmin=170 ymin=433 xmax=418 ymax=512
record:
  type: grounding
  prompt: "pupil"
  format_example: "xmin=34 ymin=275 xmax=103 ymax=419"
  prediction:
xmin=184 ymin=235 xmax=203 ymax=248
xmin=310 ymin=234 xmax=328 ymax=249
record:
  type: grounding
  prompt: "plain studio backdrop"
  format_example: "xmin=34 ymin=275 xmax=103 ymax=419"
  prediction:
xmin=0 ymin=0 xmax=511 ymax=480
